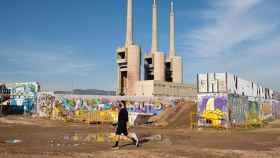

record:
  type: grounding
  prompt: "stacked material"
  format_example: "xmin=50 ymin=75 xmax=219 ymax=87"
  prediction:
xmin=149 ymin=100 xmax=196 ymax=128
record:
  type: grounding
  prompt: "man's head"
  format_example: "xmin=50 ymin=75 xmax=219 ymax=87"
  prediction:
xmin=119 ymin=100 xmax=126 ymax=108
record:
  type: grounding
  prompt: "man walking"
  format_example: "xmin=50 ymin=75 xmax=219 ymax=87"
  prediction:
xmin=112 ymin=100 xmax=139 ymax=149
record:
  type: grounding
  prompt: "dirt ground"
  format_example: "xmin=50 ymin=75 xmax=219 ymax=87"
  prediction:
xmin=1 ymin=116 xmax=280 ymax=158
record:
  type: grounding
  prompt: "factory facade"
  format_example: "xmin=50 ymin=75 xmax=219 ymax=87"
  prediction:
xmin=116 ymin=0 xmax=194 ymax=97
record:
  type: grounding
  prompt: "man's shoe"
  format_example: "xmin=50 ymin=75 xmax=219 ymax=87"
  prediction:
xmin=133 ymin=135 xmax=140 ymax=147
xmin=136 ymin=139 xmax=139 ymax=147
xmin=112 ymin=145 xmax=120 ymax=150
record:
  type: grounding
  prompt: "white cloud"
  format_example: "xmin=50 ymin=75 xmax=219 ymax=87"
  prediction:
xmin=182 ymin=0 xmax=280 ymax=89
xmin=184 ymin=0 xmax=277 ymax=57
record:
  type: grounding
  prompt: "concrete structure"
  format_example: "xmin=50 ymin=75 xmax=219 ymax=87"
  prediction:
xmin=116 ymin=0 xmax=193 ymax=97
xmin=196 ymin=73 xmax=280 ymax=128
xmin=165 ymin=1 xmax=183 ymax=84
xmin=139 ymin=1 xmax=192 ymax=97
xmin=151 ymin=0 xmax=158 ymax=53
xmin=144 ymin=0 xmax=165 ymax=82
xmin=169 ymin=1 xmax=175 ymax=59
xmin=197 ymin=72 xmax=274 ymax=100
xmin=136 ymin=80 xmax=196 ymax=98
xmin=272 ymin=91 xmax=280 ymax=101
xmin=116 ymin=0 xmax=141 ymax=96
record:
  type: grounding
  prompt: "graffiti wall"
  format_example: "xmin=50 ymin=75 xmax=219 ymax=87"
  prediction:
xmin=228 ymin=94 xmax=248 ymax=126
xmin=198 ymin=94 xmax=228 ymax=127
xmin=260 ymin=101 xmax=273 ymax=120
xmin=247 ymin=101 xmax=261 ymax=125
xmin=272 ymin=100 xmax=280 ymax=119
xmin=197 ymin=94 xmax=279 ymax=128
xmin=126 ymin=100 xmax=163 ymax=115
xmin=36 ymin=92 xmax=56 ymax=117
xmin=7 ymin=82 xmax=40 ymax=113
xmin=36 ymin=93 xmax=167 ymax=124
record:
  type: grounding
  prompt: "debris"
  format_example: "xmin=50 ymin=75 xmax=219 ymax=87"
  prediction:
xmin=149 ymin=100 xmax=196 ymax=128
xmin=161 ymin=138 xmax=172 ymax=145
xmin=73 ymin=144 xmax=79 ymax=147
xmin=72 ymin=133 xmax=80 ymax=141
xmin=64 ymin=135 xmax=70 ymax=140
xmin=5 ymin=139 xmax=22 ymax=144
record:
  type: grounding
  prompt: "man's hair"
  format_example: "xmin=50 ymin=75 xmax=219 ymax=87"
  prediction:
xmin=120 ymin=100 xmax=126 ymax=108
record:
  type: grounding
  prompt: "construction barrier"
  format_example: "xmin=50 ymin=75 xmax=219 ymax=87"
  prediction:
xmin=78 ymin=110 xmax=118 ymax=124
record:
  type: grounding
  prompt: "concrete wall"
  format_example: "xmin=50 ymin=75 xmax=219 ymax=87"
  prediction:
xmin=116 ymin=45 xmax=141 ymax=96
xmin=272 ymin=100 xmax=280 ymax=119
xmin=273 ymin=91 xmax=280 ymax=100
xmin=172 ymin=56 xmax=183 ymax=83
xmin=197 ymin=93 xmax=280 ymax=128
xmin=153 ymin=52 xmax=165 ymax=81
xmin=127 ymin=45 xmax=141 ymax=96
xmin=7 ymin=82 xmax=40 ymax=113
xmin=197 ymin=94 xmax=229 ymax=128
xmin=136 ymin=80 xmax=154 ymax=96
xmin=136 ymin=80 xmax=196 ymax=98
xmin=197 ymin=72 xmax=271 ymax=99
xmin=228 ymin=94 xmax=248 ymax=126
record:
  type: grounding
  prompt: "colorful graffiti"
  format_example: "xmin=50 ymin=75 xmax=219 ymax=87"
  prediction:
xmin=272 ymin=100 xmax=280 ymax=119
xmin=126 ymin=100 xmax=163 ymax=115
xmin=247 ymin=101 xmax=261 ymax=125
xmin=7 ymin=82 xmax=40 ymax=113
xmin=198 ymin=95 xmax=228 ymax=127
xmin=36 ymin=93 xmax=55 ymax=117
xmin=228 ymin=94 xmax=248 ymax=126
xmin=197 ymin=93 xmax=280 ymax=128
xmin=261 ymin=101 xmax=273 ymax=120
xmin=36 ymin=93 xmax=166 ymax=124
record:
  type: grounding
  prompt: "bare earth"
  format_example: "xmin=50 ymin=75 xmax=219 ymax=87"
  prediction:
xmin=0 ymin=116 xmax=280 ymax=158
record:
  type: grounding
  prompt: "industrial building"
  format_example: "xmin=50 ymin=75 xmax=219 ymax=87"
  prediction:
xmin=116 ymin=0 xmax=194 ymax=97
xmin=116 ymin=0 xmax=141 ymax=96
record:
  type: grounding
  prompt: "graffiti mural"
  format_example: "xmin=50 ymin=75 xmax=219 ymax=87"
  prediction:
xmin=36 ymin=93 xmax=167 ymax=124
xmin=228 ymin=94 xmax=248 ymax=126
xmin=198 ymin=95 xmax=228 ymax=127
xmin=261 ymin=101 xmax=273 ymax=120
xmin=36 ymin=93 xmax=56 ymax=117
xmin=197 ymin=93 xmax=280 ymax=128
xmin=7 ymin=82 xmax=40 ymax=113
xmin=126 ymin=100 xmax=163 ymax=115
xmin=247 ymin=101 xmax=261 ymax=125
xmin=272 ymin=100 xmax=280 ymax=119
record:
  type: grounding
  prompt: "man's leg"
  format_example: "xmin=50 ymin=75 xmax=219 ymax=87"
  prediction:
xmin=126 ymin=132 xmax=139 ymax=147
xmin=112 ymin=135 xmax=120 ymax=149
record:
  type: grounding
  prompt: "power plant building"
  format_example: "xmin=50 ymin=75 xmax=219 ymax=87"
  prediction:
xmin=117 ymin=0 xmax=194 ymax=97
xmin=116 ymin=0 xmax=141 ymax=96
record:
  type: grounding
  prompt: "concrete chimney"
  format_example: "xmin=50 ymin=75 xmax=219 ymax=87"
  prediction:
xmin=125 ymin=0 xmax=133 ymax=47
xmin=151 ymin=0 xmax=158 ymax=53
xmin=169 ymin=1 xmax=176 ymax=59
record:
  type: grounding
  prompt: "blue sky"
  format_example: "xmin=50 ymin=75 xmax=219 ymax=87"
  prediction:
xmin=0 ymin=0 xmax=279 ymax=91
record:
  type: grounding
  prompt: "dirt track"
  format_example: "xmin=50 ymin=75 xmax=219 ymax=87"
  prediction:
xmin=1 ymin=116 xmax=280 ymax=158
